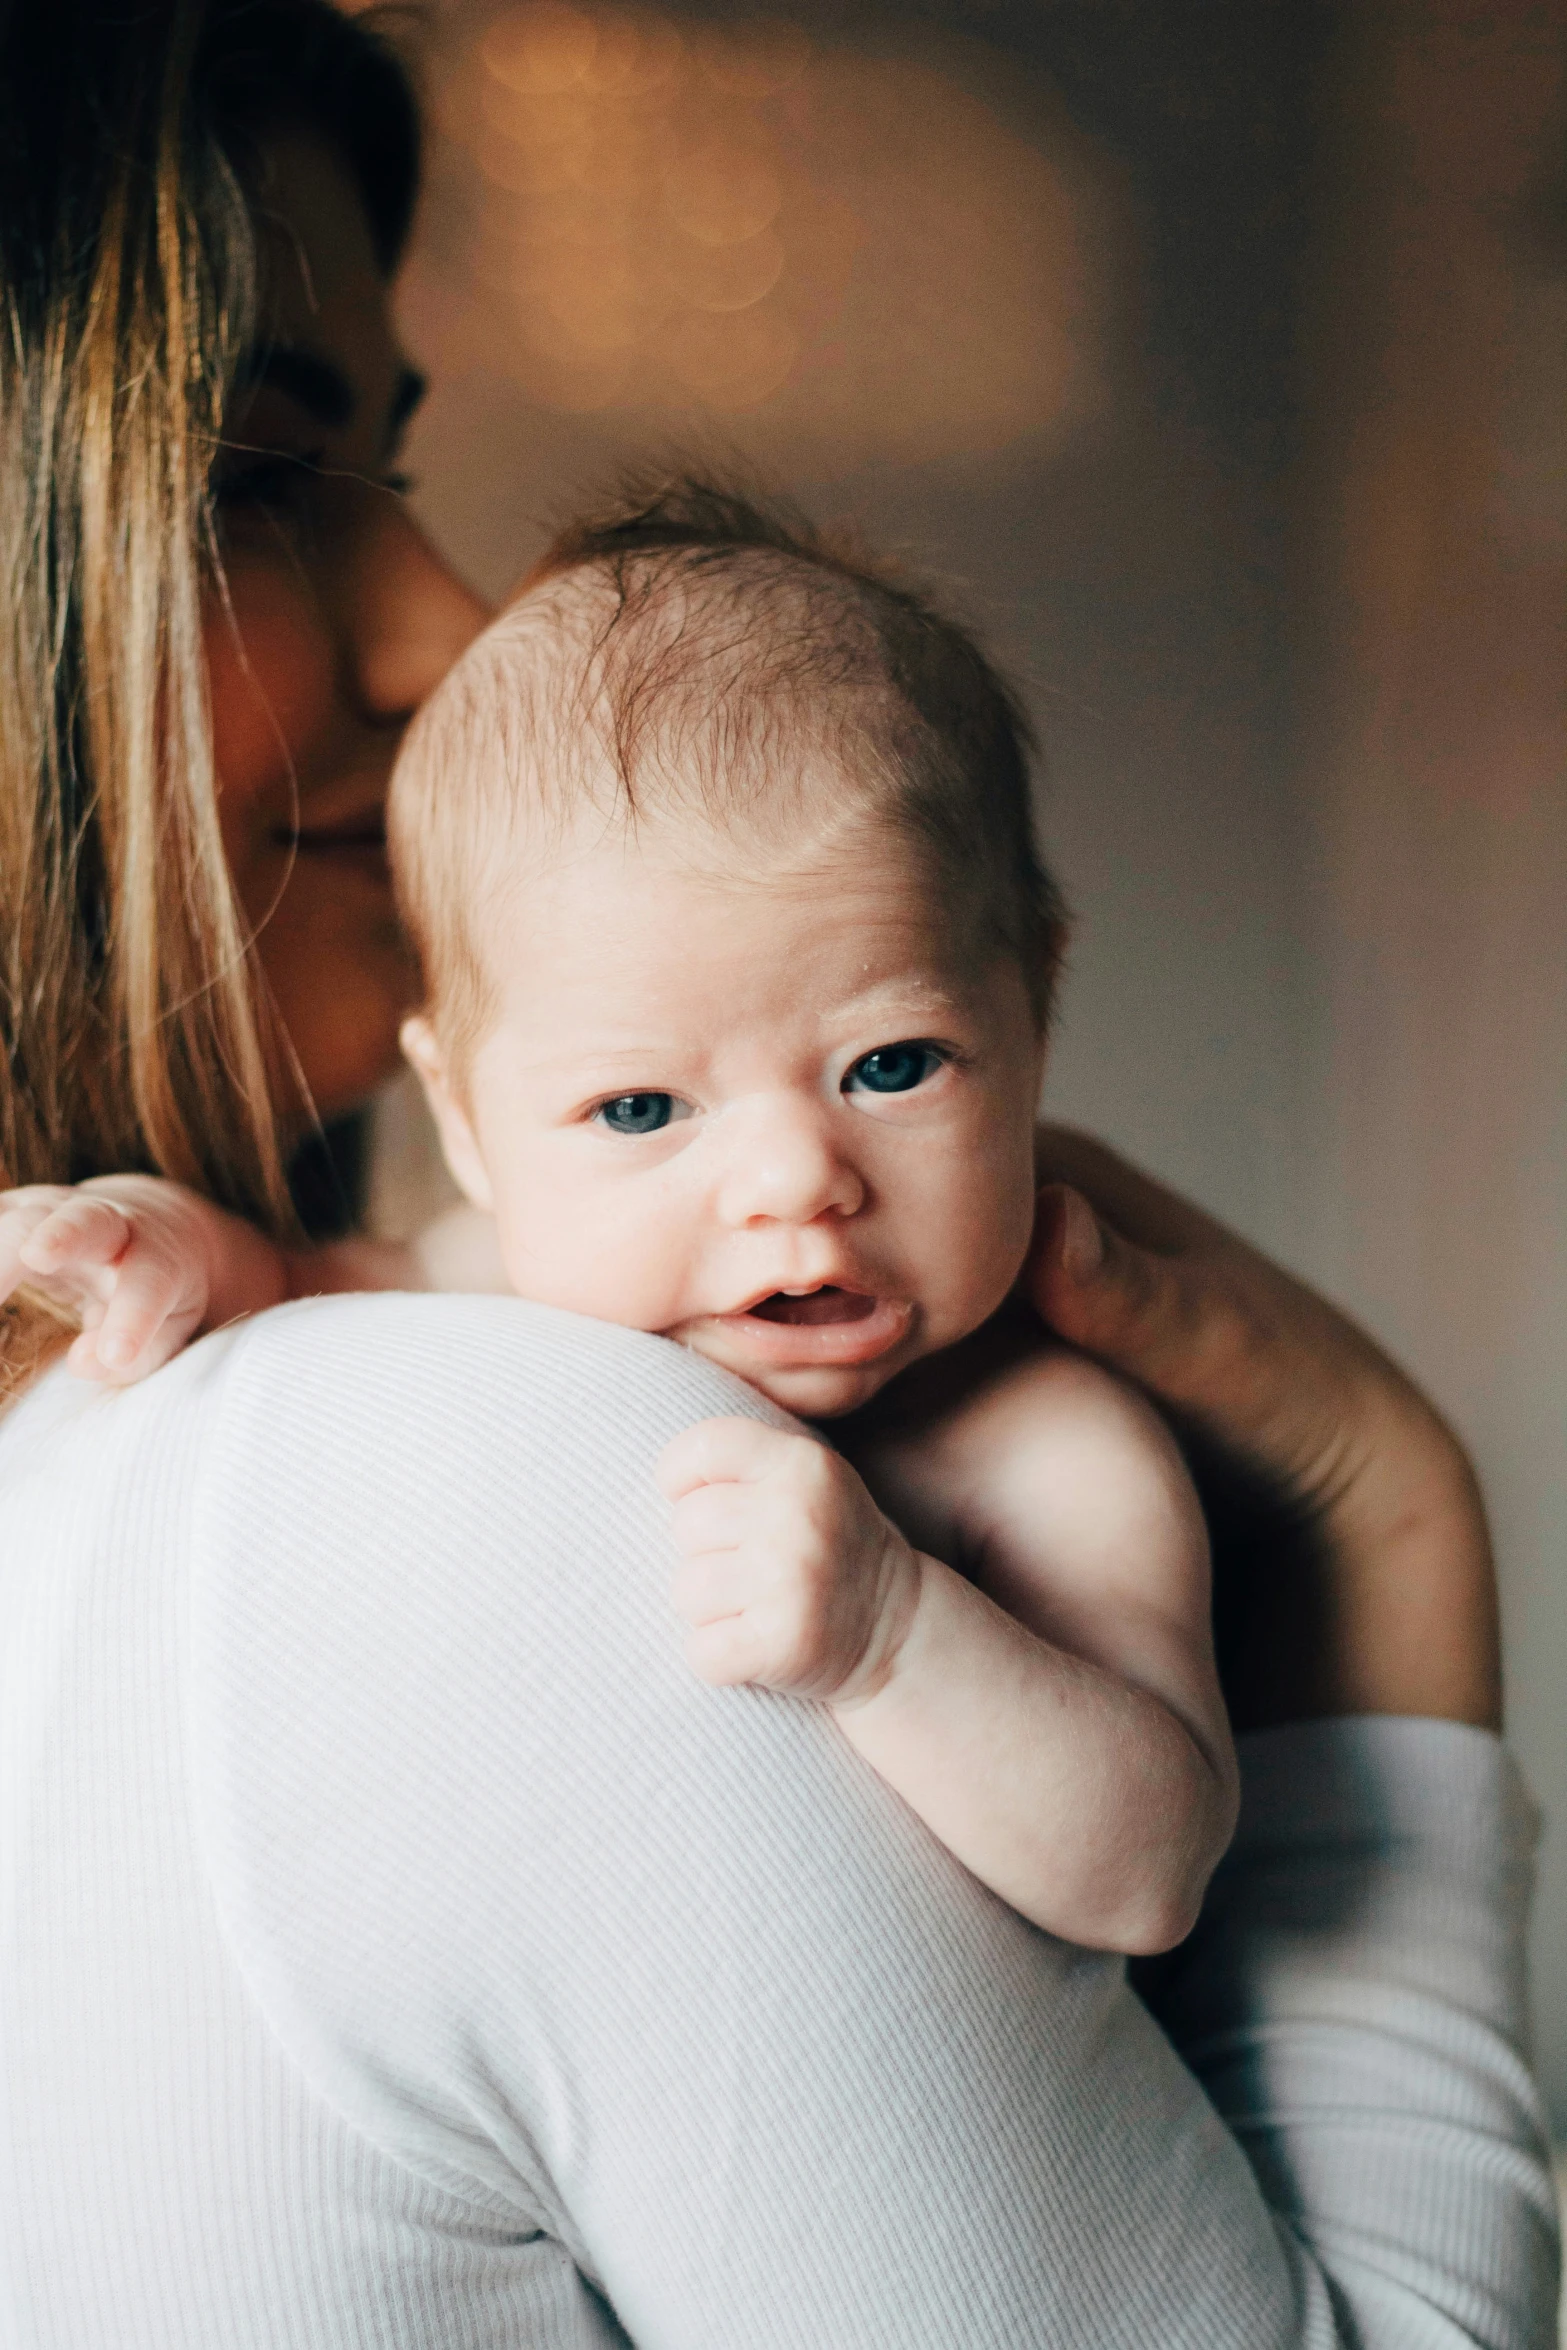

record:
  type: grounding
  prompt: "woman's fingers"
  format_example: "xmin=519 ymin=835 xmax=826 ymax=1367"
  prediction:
xmin=1030 ymin=1186 xmax=1291 ymax=1445
xmin=1027 ymin=1140 xmax=1383 ymax=1505
xmin=1034 ymin=1124 xmax=1233 ymax=1256
xmin=1028 ymin=1127 xmax=1500 ymax=1728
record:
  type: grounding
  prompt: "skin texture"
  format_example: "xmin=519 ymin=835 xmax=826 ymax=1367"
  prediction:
xmin=406 ymin=815 xmax=1047 ymax=1420
xmin=207 ymin=134 xmax=486 ymax=1122
xmin=0 ymin=1112 xmax=1501 ymax=1750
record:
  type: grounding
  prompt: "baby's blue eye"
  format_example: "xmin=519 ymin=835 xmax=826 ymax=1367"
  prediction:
xmin=596 ymin=1092 xmax=675 ymax=1135
xmin=846 ymin=1043 xmax=942 ymax=1096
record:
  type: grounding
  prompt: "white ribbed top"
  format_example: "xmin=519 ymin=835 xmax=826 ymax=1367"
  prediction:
xmin=0 ymin=1293 xmax=1556 ymax=2346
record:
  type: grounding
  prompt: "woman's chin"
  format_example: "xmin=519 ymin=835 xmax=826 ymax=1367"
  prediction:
xmin=271 ymin=958 xmax=418 ymax=1130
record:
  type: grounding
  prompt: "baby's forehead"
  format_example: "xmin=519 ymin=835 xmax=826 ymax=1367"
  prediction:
xmin=471 ymin=797 xmax=1005 ymax=1037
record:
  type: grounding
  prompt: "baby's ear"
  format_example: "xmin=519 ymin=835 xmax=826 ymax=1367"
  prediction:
xmin=399 ymin=1016 xmax=495 ymax=1214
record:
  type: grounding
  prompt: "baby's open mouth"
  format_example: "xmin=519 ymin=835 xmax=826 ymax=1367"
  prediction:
xmin=702 ymin=1287 xmax=914 ymax=1372
xmin=748 ymin=1287 xmax=880 ymax=1328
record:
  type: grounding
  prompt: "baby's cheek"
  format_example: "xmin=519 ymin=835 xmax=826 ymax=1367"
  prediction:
xmin=916 ymin=1171 xmax=1035 ymax=1352
xmin=495 ymin=1190 xmax=692 ymax=1331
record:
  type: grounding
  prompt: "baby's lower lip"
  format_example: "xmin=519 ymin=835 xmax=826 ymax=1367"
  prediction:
xmin=703 ymin=1290 xmax=914 ymax=1367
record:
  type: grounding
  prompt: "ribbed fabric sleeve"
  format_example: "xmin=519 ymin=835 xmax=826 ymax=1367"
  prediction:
xmin=0 ymin=1292 xmax=1555 ymax=2346
xmin=1152 ymin=1716 xmax=1559 ymax=2345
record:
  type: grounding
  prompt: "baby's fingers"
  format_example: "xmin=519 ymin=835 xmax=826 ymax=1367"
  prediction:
xmin=670 ymin=1546 xmax=764 ymax=1626
xmin=0 ymin=1201 xmax=49 ymax=1309
xmin=19 ymin=1194 xmax=133 ymax=1280
xmin=665 ymin=1478 xmax=753 ymax=1562
xmin=683 ymin=1616 xmax=776 ymax=1688
xmin=0 ymin=1188 xmax=125 ymax=1310
xmin=656 ymin=1415 xmax=813 ymax=1503
xmin=86 ymin=1255 xmax=205 ymax=1382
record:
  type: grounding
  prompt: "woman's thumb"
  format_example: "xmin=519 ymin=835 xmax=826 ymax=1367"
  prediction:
xmin=1027 ymin=1184 xmax=1182 ymax=1381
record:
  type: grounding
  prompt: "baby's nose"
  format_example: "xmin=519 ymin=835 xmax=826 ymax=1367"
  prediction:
xmin=714 ymin=1104 xmax=864 ymax=1227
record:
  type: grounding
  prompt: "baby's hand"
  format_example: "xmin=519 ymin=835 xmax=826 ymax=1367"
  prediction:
xmin=656 ymin=1418 xmax=923 ymax=1705
xmin=0 ymin=1176 xmax=222 ymax=1383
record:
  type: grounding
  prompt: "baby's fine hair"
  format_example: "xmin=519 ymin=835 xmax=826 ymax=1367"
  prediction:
xmin=391 ymin=473 xmax=1067 ymax=1061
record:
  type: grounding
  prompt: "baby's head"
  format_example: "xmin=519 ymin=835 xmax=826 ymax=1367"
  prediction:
xmin=391 ymin=477 xmax=1066 ymax=1416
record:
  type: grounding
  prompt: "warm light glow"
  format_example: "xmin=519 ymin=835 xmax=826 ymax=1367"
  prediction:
xmin=410 ymin=5 xmax=1102 ymax=451
xmin=663 ymin=140 xmax=782 ymax=246
xmin=691 ymin=19 xmax=809 ymax=99
xmin=661 ymin=224 xmax=785 ymax=313
xmin=481 ymin=5 xmax=600 ymax=97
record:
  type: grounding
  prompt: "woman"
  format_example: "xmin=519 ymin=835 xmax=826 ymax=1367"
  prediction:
xmin=0 ymin=3 xmax=1553 ymax=2344
xmin=0 ymin=0 xmax=483 ymax=1343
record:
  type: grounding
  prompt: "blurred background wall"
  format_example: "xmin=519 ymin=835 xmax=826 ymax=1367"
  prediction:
xmin=364 ymin=0 xmax=1567 ymax=2117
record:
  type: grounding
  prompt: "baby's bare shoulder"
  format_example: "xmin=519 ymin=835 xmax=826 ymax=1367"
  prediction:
xmin=851 ymin=1336 xmax=1202 ymax=1588
xmin=922 ymin=1342 xmax=1180 ymax=1486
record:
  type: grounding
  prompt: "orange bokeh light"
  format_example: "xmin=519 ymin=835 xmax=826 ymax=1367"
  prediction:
xmin=415 ymin=4 xmax=1101 ymax=449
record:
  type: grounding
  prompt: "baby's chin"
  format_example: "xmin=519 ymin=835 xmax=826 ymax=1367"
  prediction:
xmin=732 ymin=1357 xmax=902 ymax=1421
xmin=669 ymin=1325 xmax=905 ymax=1421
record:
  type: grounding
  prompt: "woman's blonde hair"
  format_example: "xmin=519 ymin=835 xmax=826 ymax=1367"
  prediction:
xmin=0 ymin=0 xmax=419 ymax=1397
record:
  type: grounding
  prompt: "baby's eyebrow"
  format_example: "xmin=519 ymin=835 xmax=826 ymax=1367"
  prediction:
xmin=516 ymin=1044 xmax=695 ymax=1081
xmin=513 ymin=977 xmax=979 ymax=1078
xmin=557 ymin=1043 xmax=689 ymax=1066
xmin=835 ymin=977 xmax=971 ymax=1022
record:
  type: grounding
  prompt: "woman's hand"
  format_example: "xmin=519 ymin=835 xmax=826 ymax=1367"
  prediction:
xmin=1027 ymin=1126 xmax=1501 ymax=1731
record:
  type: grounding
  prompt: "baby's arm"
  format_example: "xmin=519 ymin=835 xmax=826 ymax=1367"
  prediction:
xmin=850 ymin=1352 xmax=1237 ymax=1949
xmin=0 ymin=1176 xmax=504 ymax=1382
xmin=660 ymin=1355 xmax=1237 ymax=1953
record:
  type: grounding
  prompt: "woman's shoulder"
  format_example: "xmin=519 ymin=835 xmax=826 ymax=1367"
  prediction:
xmin=4 ymin=1291 xmax=771 ymax=1506
xmin=189 ymin=1290 xmax=793 ymax=1683
xmin=182 ymin=1291 xmax=864 ymax=2210
xmin=219 ymin=1288 xmax=753 ymax=1418
xmin=214 ymin=1278 xmax=779 ymax=1438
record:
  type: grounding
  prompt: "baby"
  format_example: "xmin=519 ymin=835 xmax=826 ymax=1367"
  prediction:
xmin=0 ymin=480 xmax=1236 ymax=1953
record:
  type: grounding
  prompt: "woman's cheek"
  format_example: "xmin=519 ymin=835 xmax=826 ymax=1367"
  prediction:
xmin=204 ymin=557 xmax=339 ymax=850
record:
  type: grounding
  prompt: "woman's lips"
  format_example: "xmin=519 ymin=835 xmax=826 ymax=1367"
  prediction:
xmin=276 ymin=820 xmax=389 ymax=883
xmin=702 ymin=1289 xmax=914 ymax=1367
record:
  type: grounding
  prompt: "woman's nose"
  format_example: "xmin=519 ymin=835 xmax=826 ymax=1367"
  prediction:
xmin=714 ymin=1106 xmax=865 ymax=1229
xmin=342 ymin=489 xmax=491 ymax=725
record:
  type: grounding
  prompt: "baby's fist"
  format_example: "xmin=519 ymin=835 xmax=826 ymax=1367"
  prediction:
xmin=0 ymin=1176 xmax=217 ymax=1382
xmin=655 ymin=1417 xmax=922 ymax=1705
